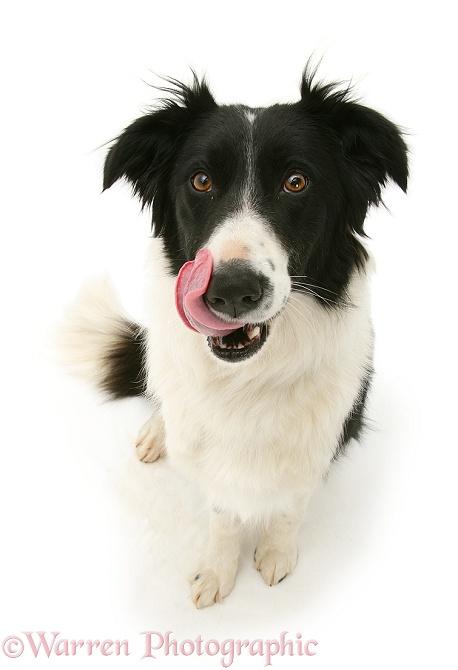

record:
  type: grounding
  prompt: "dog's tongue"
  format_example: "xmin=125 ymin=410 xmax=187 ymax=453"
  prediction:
xmin=175 ymin=249 xmax=245 ymax=337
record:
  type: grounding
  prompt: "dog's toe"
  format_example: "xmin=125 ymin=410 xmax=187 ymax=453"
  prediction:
xmin=135 ymin=415 xmax=166 ymax=463
xmin=190 ymin=570 xmax=222 ymax=609
xmin=189 ymin=568 xmax=235 ymax=609
xmin=254 ymin=543 xmax=297 ymax=587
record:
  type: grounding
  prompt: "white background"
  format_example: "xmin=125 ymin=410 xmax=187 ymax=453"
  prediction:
xmin=1 ymin=1 xmax=457 ymax=668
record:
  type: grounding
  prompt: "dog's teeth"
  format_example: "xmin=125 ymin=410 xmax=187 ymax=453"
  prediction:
xmin=248 ymin=326 xmax=261 ymax=340
xmin=237 ymin=343 xmax=244 ymax=349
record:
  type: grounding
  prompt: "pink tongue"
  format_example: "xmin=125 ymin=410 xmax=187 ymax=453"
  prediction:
xmin=175 ymin=249 xmax=246 ymax=337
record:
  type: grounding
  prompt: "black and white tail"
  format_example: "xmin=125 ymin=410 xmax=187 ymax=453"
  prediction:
xmin=57 ymin=278 xmax=147 ymax=399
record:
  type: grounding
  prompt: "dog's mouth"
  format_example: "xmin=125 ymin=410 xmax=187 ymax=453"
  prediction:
xmin=175 ymin=249 xmax=272 ymax=361
xmin=207 ymin=322 xmax=269 ymax=362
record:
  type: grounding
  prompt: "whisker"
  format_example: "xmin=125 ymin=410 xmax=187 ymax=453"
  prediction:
xmin=291 ymin=282 xmax=338 ymax=307
xmin=289 ymin=276 xmax=339 ymax=295
xmin=286 ymin=295 xmax=318 ymax=336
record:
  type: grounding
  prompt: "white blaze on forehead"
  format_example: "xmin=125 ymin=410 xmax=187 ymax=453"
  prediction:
xmin=242 ymin=108 xmax=257 ymax=203
xmin=245 ymin=109 xmax=257 ymax=124
xmin=205 ymin=109 xmax=262 ymax=264
xmin=203 ymin=108 xmax=291 ymax=322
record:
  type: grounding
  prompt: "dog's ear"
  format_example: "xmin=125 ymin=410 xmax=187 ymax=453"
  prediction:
xmin=335 ymin=102 xmax=408 ymax=202
xmin=300 ymin=69 xmax=408 ymax=231
xmin=103 ymin=76 xmax=217 ymax=210
xmin=103 ymin=106 xmax=187 ymax=207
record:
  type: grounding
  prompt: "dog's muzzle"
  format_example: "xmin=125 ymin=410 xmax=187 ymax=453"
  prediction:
xmin=175 ymin=249 xmax=272 ymax=362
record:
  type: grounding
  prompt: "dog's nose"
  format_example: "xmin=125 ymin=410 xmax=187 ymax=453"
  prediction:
xmin=205 ymin=260 xmax=265 ymax=319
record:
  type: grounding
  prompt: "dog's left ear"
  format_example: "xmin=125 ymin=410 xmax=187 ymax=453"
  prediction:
xmin=337 ymin=101 xmax=409 ymax=204
xmin=300 ymin=71 xmax=408 ymax=228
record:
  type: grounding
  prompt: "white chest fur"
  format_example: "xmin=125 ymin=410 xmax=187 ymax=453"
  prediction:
xmin=145 ymin=240 xmax=373 ymax=522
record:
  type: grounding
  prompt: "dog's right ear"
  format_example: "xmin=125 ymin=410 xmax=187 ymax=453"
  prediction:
xmin=103 ymin=77 xmax=217 ymax=209
xmin=103 ymin=107 xmax=187 ymax=207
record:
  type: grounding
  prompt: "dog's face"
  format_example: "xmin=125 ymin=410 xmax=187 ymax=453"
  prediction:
xmin=103 ymin=70 xmax=408 ymax=362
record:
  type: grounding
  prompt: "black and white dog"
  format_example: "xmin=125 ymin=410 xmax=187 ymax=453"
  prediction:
xmin=62 ymin=66 xmax=408 ymax=608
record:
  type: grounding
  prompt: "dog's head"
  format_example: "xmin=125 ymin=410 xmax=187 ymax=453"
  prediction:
xmin=103 ymin=67 xmax=408 ymax=362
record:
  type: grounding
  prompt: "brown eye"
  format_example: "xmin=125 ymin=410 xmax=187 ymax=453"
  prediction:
xmin=283 ymin=172 xmax=308 ymax=193
xmin=191 ymin=171 xmax=212 ymax=192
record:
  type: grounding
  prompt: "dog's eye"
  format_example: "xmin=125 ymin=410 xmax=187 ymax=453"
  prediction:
xmin=191 ymin=171 xmax=213 ymax=193
xmin=283 ymin=173 xmax=309 ymax=193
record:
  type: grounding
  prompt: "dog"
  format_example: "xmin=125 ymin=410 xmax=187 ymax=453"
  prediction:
xmin=61 ymin=65 xmax=408 ymax=608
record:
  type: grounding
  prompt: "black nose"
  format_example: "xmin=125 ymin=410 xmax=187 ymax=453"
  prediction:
xmin=205 ymin=260 xmax=266 ymax=319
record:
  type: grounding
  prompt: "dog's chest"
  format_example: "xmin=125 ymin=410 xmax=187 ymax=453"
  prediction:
xmin=158 ymin=361 xmax=344 ymax=517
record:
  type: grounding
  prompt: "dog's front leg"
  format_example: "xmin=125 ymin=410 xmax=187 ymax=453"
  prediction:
xmin=190 ymin=509 xmax=241 ymax=609
xmin=254 ymin=495 xmax=309 ymax=586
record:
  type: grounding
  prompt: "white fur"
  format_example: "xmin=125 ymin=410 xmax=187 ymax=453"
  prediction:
xmin=145 ymin=239 xmax=372 ymax=519
xmin=59 ymin=238 xmax=373 ymax=608
xmin=56 ymin=277 xmax=129 ymax=386
xmin=139 ymin=237 xmax=373 ymax=606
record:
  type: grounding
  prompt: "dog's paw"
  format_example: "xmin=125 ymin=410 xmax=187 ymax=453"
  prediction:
xmin=189 ymin=568 xmax=236 ymax=609
xmin=135 ymin=415 xmax=166 ymax=463
xmin=254 ymin=537 xmax=298 ymax=586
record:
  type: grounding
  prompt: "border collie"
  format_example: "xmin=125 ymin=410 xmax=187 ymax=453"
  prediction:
xmin=61 ymin=66 xmax=408 ymax=608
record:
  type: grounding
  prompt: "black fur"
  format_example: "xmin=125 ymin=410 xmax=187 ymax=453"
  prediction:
xmin=103 ymin=67 xmax=408 ymax=308
xmin=101 ymin=320 xmax=147 ymax=398
xmin=334 ymin=368 xmax=373 ymax=460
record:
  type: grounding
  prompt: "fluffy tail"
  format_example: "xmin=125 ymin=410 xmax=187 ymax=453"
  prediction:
xmin=57 ymin=278 xmax=147 ymax=399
